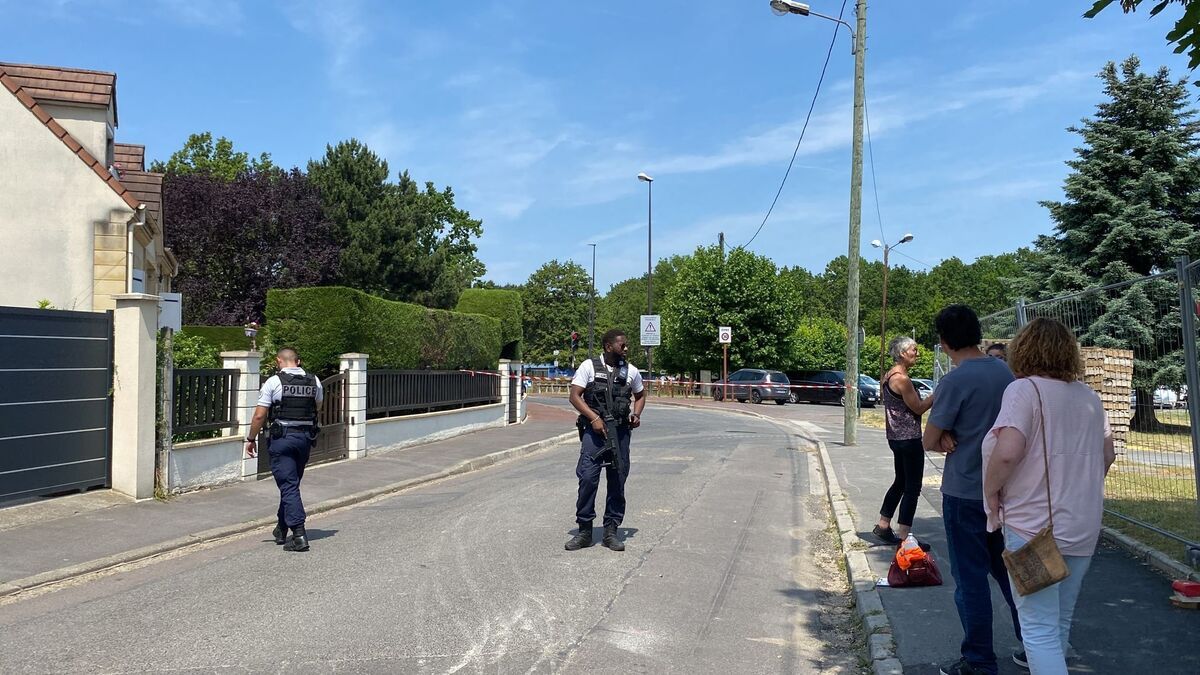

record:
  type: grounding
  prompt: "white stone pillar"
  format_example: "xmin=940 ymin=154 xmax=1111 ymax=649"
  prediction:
xmin=111 ymin=293 xmax=159 ymax=500
xmin=221 ymin=350 xmax=262 ymax=478
xmin=340 ymin=353 xmax=368 ymax=459
xmin=511 ymin=360 xmax=526 ymax=422
xmin=499 ymin=359 xmax=519 ymax=425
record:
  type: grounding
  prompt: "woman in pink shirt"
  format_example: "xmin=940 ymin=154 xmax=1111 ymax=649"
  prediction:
xmin=982 ymin=318 xmax=1115 ymax=675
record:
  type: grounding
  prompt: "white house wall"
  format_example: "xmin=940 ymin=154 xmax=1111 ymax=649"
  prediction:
xmin=0 ymin=90 xmax=130 ymax=310
xmin=39 ymin=102 xmax=111 ymax=166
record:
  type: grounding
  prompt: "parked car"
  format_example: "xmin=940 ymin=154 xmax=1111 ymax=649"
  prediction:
xmin=912 ymin=378 xmax=935 ymax=400
xmin=786 ymin=370 xmax=879 ymax=408
xmin=712 ymin=368 xmax=791 ymax=404
xmin=1154 ymin=387 xmax=1181 ymax=409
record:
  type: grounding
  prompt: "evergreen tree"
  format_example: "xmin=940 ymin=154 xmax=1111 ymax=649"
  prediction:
xmin=1019 ymin=56 xmax=1200 ymax=430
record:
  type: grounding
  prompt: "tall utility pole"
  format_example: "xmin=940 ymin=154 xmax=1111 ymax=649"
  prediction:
xmin=638 ymin=172 xmax=654 ymax=376
xmin=588 ymin=243 xmax=597 ymax=358
xmin=872 ymin=233 xmax=913 ymax=376
xmin=719 ymin=232 xmax=726 ymax=261
xmin=843 ymin=0 xmax=867 ymax=446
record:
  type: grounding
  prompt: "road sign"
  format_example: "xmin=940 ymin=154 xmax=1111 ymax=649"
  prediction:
xmin=718 ymin=326 xmax=732 ymax=344
xmin=640 ymin=314 xmax=662 ymax=346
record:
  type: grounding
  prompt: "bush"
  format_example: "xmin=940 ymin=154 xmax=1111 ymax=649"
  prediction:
xmin=455 ymin=288 xmax=523 ymax=359
xmin=266 ymin=286 xmax=502 ymax=374
xmin=178 ymin=325 xmax=252 ymax=354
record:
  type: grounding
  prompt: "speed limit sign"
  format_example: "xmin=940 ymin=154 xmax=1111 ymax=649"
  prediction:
xmin=718 ymin=326 xmax=731 ymax=344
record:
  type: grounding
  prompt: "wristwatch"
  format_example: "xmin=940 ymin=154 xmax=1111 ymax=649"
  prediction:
xmin=245 ymin=437 xmax=256 ymax=443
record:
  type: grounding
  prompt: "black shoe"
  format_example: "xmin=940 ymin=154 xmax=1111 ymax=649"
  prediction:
xmin=283 ymin=525 xmax=309 ymax=552
xmin=872 ymin=525 xmax=901 ymax=544
xmin=602 ymin=523 xmax=625 ymax=551
xmin=1013 ymin=649 xmax=1028 ymax=669
xmin=565 ymin=523 xmax=593 ymax=551
xmin=272 ymin=524 xmax=288 ymax=545
xmin=939 ymin=658 xmax=986 ymax=675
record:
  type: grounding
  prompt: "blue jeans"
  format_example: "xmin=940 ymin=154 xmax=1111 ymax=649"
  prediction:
xmin=1003 ymin=528 xmax=1092 ymax=675
xmin=575 ymin=427 xmax=631 ymax=527
xmin=942 ymin=494 xmax=1022 ymax=674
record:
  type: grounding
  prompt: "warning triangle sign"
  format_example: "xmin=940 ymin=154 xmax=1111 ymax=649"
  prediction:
xmin=645 ymin=322 xmax=657 ymax=332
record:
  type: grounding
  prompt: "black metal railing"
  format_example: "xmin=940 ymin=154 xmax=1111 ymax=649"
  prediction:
xmin=367 ymin=370 xmax=501 ymax=419
xmin=173 ymin=368 xmax=239 ymax=436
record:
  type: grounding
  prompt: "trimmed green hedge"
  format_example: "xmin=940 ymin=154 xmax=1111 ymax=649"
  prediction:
xmin=455 ymin=288 xmax=523 ymax=359
xmin=178 ymin=325 xmax=252 ymax=353
xmin=266 ymin=286 xmax=502 ymax=373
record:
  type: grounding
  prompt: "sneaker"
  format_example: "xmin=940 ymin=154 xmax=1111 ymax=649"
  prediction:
xmin=872 ymin=525 xmax=901 ymax=544
xmin=1013 ymin=649 xmax=1028 ymax=669
xmin=939 ymin=657 xmax=986 ymax=675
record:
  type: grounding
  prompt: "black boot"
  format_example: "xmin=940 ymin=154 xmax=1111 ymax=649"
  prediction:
xmin=602 ymin=523 xmax=625 ymax=551
xmin=564 ymin=523 xmax=593 ymax=550
xmin=283 ymin=524 xmax=310 ymax=552
xmin=272 ymin=523 xmax=288 ymax=545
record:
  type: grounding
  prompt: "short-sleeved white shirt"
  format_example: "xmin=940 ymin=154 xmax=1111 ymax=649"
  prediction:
xmin=571 ymin=357 xmax=645 ymax=394
xmin=258 ymin=367 xmax=324 ymax=426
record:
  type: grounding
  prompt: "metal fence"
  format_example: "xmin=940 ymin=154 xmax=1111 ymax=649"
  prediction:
xmin=979 ymin=257 xmax=1200 ymax=566
xmin=367 ymin=370 xmax=501 ymax=419
xmin=173 ymin=368 xmax=239 ymax=437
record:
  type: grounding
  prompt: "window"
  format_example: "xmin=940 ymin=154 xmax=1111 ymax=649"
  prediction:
xmin=769 ymin=372 xmax=790 ymax=384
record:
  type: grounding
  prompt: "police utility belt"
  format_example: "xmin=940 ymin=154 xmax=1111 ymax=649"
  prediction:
xmin=269 ymin=372 xmax=320 ymax=440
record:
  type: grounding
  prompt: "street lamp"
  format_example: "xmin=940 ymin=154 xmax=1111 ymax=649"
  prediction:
xmin=638 ymin=172 xmax=654 ymax=378
xmin=871 ymin=232 xmax=914 ymax=376
xmin=771 ymin=0 xmax=867 ymax=446
xmin=587 ymin=242 xmax=597 ymax=358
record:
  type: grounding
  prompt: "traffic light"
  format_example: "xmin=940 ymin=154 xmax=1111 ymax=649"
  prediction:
xmin=570 ymin=331 xmax=580 ymax=350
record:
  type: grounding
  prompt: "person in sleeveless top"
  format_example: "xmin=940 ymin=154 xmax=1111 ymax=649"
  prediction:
xmin=873 ymin=336 xmax=936 ymax=544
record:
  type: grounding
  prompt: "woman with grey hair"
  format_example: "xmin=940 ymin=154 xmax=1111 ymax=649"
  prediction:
xmin=873 ymin=336 xmax=936 ymax=544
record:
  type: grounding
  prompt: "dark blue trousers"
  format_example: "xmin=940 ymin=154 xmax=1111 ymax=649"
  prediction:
xmin=268 ymin=428 xmax=313 ymax=529
xmin=942 ymin=494 xmax=1023 ymax=674
xmin=575 ymin=427 xmax=631 ymax=527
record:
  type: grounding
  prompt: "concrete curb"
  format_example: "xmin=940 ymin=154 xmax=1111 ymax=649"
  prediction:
xmin=0 ymin=431 xmax=576 ymax=600
xmin=1100 ymin=526 xmax=1199 ymax=582
xmin=812 ymin=434 xmax=902 ymax=675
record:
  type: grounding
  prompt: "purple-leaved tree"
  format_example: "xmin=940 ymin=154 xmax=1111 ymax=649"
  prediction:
xmin=163 ymin=169 xmax=340 ymax=324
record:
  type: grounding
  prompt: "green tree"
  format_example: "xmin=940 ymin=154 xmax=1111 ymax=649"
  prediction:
xmin=1086 ymin=1 xmax=1200 ymax=70
xmin=308 ymin=140 xmax=485 ymax=308
xmin=1018 ymin=56 xmax=1200 ymax=430
xmin=791 ymin=317 xmax=847 ymax=370
xmin=151 ymin=131 xmax=273 ymax=180
xmin=521 ymin=260 xmax=593 ymax=365
xmin=657 ymin=246 xmax=801 ymax=374
xmin=594 ymin=256 xmax=687 ymax=368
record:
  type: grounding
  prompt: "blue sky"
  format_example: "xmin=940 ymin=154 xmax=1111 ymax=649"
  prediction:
xmin=3 ymin=1 xmax=1190 ymax=292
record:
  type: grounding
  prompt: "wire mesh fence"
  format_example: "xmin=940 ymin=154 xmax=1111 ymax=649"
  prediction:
xmin=979 ymin=262 xmax=1200 ymax=566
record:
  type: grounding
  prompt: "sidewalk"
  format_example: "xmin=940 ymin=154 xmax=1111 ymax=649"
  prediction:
xmin=0 ymin=402 xmax=577 ymax=597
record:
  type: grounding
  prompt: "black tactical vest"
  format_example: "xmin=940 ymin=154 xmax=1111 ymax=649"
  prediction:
xmin=582 ymin=356 xmax=633 ymax=423
xmin=271 ymin=372 xmax=318 ymax=424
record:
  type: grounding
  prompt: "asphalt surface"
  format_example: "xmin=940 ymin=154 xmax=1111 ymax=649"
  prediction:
xmin=0 ymin=402 xmax=861 ymax=674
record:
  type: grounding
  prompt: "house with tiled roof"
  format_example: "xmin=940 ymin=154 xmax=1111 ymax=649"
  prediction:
xmin=0 ymin=62 xmax=177 ymax=311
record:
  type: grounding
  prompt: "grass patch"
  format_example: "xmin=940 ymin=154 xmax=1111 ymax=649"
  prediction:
xmin=859 ymin=409 xmax=885 ymax=431
xmin=1105 ymin=461 xmax=1200 ymax=566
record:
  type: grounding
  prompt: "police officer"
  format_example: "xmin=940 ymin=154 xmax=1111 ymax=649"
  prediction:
xmin=565 ymin=329 xmax=646 ymax=551
xmin=244 ymin=347 xmax=323 ymax=552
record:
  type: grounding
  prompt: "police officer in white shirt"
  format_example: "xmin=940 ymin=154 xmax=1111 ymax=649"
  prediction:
xmin=244 ymin=348 xmax=323 ymax=552
xmin=565 ymin=329 xmax=646 ymax=551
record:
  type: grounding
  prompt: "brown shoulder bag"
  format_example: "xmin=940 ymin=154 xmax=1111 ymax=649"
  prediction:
xmin=1000 ymin=379 xmax=1070 ymax=596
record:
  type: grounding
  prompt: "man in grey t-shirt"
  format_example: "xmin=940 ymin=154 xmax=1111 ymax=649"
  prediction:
xmin=923 ymin=305 xmax=1022 ymax=675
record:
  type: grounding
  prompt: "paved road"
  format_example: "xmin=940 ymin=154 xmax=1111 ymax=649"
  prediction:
xmin=0 ymin=403 xmax=861 ymax=674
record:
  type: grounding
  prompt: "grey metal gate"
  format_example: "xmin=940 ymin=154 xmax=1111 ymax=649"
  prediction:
xmin=0 ymin=306 xmax=113 ymax=503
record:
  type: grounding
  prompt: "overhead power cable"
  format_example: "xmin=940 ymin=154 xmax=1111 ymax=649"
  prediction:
xmin=742 ymin=0 xmax=850 ymax=249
